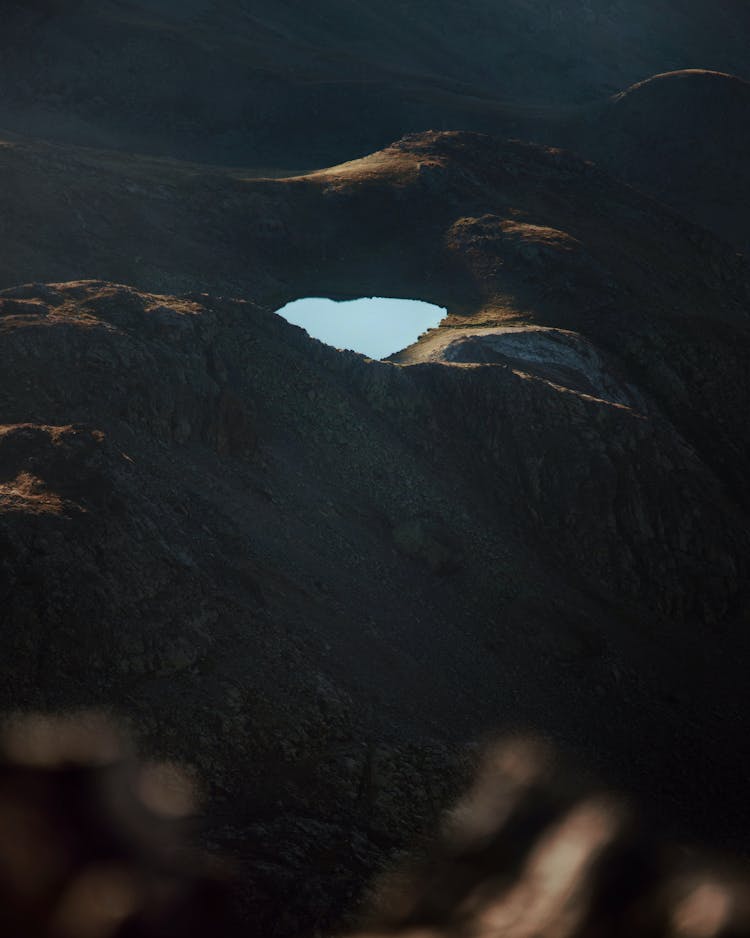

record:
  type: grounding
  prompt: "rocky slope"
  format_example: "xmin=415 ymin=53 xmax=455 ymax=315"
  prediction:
xmin=1 ymin=136 xmax=749 ymax=922
xmin=1 ymin=2 xmax=750 ymax=933
xmin=3 ymin=126 xmax=749 ymax=506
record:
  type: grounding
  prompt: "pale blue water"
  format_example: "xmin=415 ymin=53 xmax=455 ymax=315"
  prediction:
xmin=275 ymin=296 xmax=446 ymax=359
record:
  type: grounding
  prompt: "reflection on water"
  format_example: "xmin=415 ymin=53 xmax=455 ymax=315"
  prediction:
xmin=275 ymin=296 xmax=446 ymax=359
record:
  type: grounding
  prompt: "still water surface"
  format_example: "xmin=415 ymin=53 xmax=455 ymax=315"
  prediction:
xmin=275 ymin=296 xmax=446 ymax=359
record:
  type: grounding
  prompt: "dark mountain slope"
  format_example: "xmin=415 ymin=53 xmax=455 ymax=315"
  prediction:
xmin=3 ymin=1 xmax=750 ymax=257
xmin=1 ymin=1 xmax=749 ymax=167
xmin=2 ymin=126 xmax=748 ymax=509
xmin=547 ymin=70 xmax=750 ymax=254
xmin=1 ymin=277 xmax=749 ymax=932
xmin=1 ymin=130 xmax=750 ymax=929
xmin=1 ymin=2 xmax=749 ymax=929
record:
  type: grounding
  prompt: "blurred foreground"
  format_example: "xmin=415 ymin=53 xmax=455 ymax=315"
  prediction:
xmin=0 ymin=713 xmax=747 ymax=938
xmin=0 ymin=712 xmax=235 ymax=937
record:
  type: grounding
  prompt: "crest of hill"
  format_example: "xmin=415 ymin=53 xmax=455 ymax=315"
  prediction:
xmin=1 ymin=1 xmax=750 ymax=168
xmin=558 ymin=70 xmax=750 ymax=253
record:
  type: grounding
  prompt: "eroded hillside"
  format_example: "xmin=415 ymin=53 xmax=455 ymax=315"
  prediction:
xmin=1 ymin=2 xmax=750 ymax=933
xmin=1 ymin=264 xmax=749 ymax=929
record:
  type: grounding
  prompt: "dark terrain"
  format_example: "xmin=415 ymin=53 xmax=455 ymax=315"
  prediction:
xmin=0 ymin=1 xmax=749 ymax=934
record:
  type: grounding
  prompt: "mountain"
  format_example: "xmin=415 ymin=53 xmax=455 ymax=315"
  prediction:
xmin=549 ymin=69 xmax=750 ymax=254
xmin=1 ymin=1 xmax=750 ymax=933
xmin=2 ymin=129 xmax=750 ymax=931
xmin=3 ymin=2 xmax=750 ymax=251
xmin=1 ymin=1 xmax=750 ymax=167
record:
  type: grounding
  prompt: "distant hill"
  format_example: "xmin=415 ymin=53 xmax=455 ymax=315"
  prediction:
xmin=549 ymin=70 xmax=750 ymax=254
xmin=1 ymin=1 xmax=750 ymax=167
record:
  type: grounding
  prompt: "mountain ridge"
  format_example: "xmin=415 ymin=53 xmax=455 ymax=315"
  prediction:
xmin=1 ymin=2 xmax=750 ymax=932
xmin=2 ymin=0 xmax=750 ymax=167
